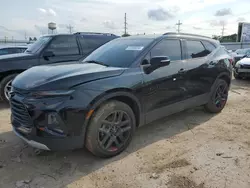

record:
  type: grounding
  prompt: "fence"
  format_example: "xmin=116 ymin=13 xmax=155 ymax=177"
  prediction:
xmin=0 ymin=39 xmax=31 ymax=47
xmin=221 ymin=42 xmax=250 ymax=51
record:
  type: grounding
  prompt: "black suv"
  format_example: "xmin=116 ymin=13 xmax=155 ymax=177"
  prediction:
xmin=0 ymin=32 xmax=118 ymax=102
xmin=10 ymin=33 xmax=232 ymax=158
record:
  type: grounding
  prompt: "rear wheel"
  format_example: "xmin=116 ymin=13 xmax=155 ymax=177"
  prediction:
xmin=204 ymin=79 xmax=229 ymax=113
xmin=85 ymin=100 xmax=136 ymax=158
xmin=0 ymin=74 xmax=18 ymax=103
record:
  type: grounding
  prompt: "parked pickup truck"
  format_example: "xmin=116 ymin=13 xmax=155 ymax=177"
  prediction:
xmin=0 ymin=32 xmax=118 ymax=102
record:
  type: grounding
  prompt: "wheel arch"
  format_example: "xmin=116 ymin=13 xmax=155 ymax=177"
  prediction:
xmin=88 ymin=88 xmax=142 ymax=127
xmin=82 ymin=88 xmax=143 ymax=140
xmin=0 ymin=70 xmax=24 ymax=82
xmin=217 ymin=72 xmax=231 ymax=86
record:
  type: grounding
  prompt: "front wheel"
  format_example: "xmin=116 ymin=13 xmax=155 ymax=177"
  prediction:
xmin=234 ymin=72 xmax=242 ymax=80
xmin=85 ymin=100 xmax=136 ymax=158
xmin=0 ymin=74 xmax=18 ymax=103
xmin=204 ymin=79 xmax=229 ymax=113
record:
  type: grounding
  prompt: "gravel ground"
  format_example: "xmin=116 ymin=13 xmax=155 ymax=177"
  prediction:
xmin=0 ymin=78 xmax=250 ymax=188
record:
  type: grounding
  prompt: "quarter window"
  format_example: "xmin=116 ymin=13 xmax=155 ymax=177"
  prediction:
xmin=186 ymin=40 xmax=210 ymax=59
xmin=47 ymin=36 xmax=79 ymax=56
xmin=202 ymin=41 xmax=216 ymax=53
xmin=151 ymin=39 xmax=182 ymax=61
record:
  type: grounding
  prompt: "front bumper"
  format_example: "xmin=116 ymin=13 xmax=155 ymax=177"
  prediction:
xmin=13 ymin=127 xmax=85 ymax=151
xmin=234 ymin=68 xmax=250 ymax=77
xmin=10 ymin=89 xmax=91 ymax=151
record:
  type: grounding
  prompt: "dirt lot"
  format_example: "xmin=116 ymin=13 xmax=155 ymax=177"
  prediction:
xmin=1 ymin=79 xmax=250 ymax=188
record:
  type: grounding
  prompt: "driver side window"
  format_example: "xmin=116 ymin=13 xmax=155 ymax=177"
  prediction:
xmin=150 ymin=39 xmax=182 ymax=61
xmin=46 ymin=36 xmax=80 ymax=56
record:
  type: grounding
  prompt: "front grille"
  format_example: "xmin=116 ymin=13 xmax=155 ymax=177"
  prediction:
xmin=10 ymin=99 xmax=33 ymax=128
xmin=241 ymin=64 xmax=250 ymax=69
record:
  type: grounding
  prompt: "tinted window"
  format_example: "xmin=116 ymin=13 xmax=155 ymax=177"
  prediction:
xmin=47 ymin=36 xmax=79 ymax=56
xmin=0 ymin=49 xmax=8 ymax=55
xmin=151 ymin=39 xmax=182 ymax=61
xmin=26 ymin=36 xmax=51 ymax=54
xmin=186 ymin=40 xmax=209 ymax=59
xmin=78 ymin=36 xmax=111 ymax=55
xmin=202 ymin=41 xmax=216 ymax=53
xmin=84 ymin=38 xmax=153 ymax=68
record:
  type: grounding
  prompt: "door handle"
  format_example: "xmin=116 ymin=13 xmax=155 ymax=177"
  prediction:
xmin=178 ymin=68 xmax=185 ymax=74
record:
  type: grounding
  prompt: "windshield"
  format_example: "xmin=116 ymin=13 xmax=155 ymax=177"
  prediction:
xmin=236 ymin=49 xmax=247 ymax=55
xmin=25 ymin=36 xmax=52 ymax=54
xmin=83 ymin=38 xmax=153 ymax=68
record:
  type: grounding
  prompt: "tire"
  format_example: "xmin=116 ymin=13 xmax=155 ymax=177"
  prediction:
xmin=0 ymin=74 xmax=18 ymax=103
xmin=204 ymin=79 xmax=229 ymax=113
xmin=85 ymin=100 xmax=136 ymax=158
xmin=234 ymin=72 xmax=242 ymax=80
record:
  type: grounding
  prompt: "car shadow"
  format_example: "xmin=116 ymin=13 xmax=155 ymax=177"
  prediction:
xmin=231 ymin=77 xmax=250 ymax=90
xmin=0 ymin=102 xmax=9 ymax=110
xmin=0 ymin=106 xmax=215 ymax=188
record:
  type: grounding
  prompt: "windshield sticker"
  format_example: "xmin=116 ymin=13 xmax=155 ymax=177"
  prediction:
xmin=125 ymin=46 xmax=144 ymax=51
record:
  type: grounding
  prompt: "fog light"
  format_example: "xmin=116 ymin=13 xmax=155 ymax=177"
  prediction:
xmin=48 ymin=113 xmax=59 ymax=126
xmin=46 ymin=113 xmax=65 ymax=136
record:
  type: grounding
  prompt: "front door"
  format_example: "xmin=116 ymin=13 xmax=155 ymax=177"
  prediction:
xmin=39 ymin=35 xmax=82 ymax=65
xmin=141 ymin=39 xmax=187 ymax=124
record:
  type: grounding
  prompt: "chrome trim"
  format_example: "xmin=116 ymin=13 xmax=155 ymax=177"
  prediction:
xmin=13 ymin=128 xmax=50 ymax=151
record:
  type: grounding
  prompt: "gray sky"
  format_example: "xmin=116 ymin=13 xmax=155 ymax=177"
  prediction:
xmin=1 ymin=0 xmax=250 ymax=39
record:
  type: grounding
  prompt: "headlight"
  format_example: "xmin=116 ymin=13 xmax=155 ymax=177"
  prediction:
xmin=32 ymin=90 xmax=75 ymax=97
xmin=235 ymin=62 xmax=241 ymax=68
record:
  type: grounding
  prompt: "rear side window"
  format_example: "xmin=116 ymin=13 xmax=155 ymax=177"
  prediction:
xmin=186 ymin=40 xmax=210 ymax=59
xmin=151 ymin=39 xmax=182 ymax=61
xmin=78 ymin=36 xmax=111 ymax=55
xmin=202 ymin=41 xmax=216 ymax=53
xmin=47 ymin=36 xmax=80 ymax=56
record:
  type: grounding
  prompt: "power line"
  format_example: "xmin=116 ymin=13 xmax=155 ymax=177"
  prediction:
xmin=124 ymin=13 xmax=128 ymax=35
xmin=176 ymin=20 xmax=182 ymax=33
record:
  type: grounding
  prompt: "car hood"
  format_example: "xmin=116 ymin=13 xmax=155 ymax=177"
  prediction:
xmin=12 ymin=63 xmax=126 ymax=91
xmin=238 ymin=58 xmax=250 ymax=65
xmin=235 ymin=54 xmax=245 ymax=58
xmin=0 ymin=52 xmax=33 ymax=61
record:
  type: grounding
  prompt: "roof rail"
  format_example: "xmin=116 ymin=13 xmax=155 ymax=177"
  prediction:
xmin=74 ymin=32 xmax=116 ymax=36
xmin=163 ymin=32 xmax=212 ymax=39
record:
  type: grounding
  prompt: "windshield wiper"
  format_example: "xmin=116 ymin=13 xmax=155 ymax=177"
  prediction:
xmin=84 ymin=60 xmax=109 ymax=67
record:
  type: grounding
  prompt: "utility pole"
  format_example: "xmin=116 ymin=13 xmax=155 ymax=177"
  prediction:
xmin=176 ymin=20 xmax=182 ymax=33
xmin=124 ymin=13 xmax=128 ymax=35
xmin=24 ymin=31 xmax=27 ymax=40
xmin=67 ymin=24 xmax=74 ymax=34
xmin=221 ymin=23 xmax=225 ymax=38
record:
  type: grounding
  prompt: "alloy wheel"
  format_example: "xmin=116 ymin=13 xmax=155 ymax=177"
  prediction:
xmin=214 ymin=82 xmax=228 ymax=108
xmin=98 ymin=111 xmax=132 ymax=152
xmin=4 ymin=80 xmax=12 ymax=101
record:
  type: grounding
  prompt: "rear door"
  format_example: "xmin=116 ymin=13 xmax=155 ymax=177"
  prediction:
xmin=39 ymin=35 xmax=82 ymax=65
xmin=182 ymin=39 xmax=216 ymax=100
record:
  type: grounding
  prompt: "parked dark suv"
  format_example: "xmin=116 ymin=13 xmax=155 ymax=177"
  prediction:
xmin=10 ymin=33 xmax=232 ymax=158
xmin=0 ymin=32 xmax=118 ymax=102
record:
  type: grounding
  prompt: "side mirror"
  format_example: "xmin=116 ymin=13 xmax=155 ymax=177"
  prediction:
xmin=142 ymin=56 xmax=170 ymax=74
xmin=43 ymin=51 xmax=55 ymax=58
xmin=150 ymin=56 xmax=170 ymax=67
